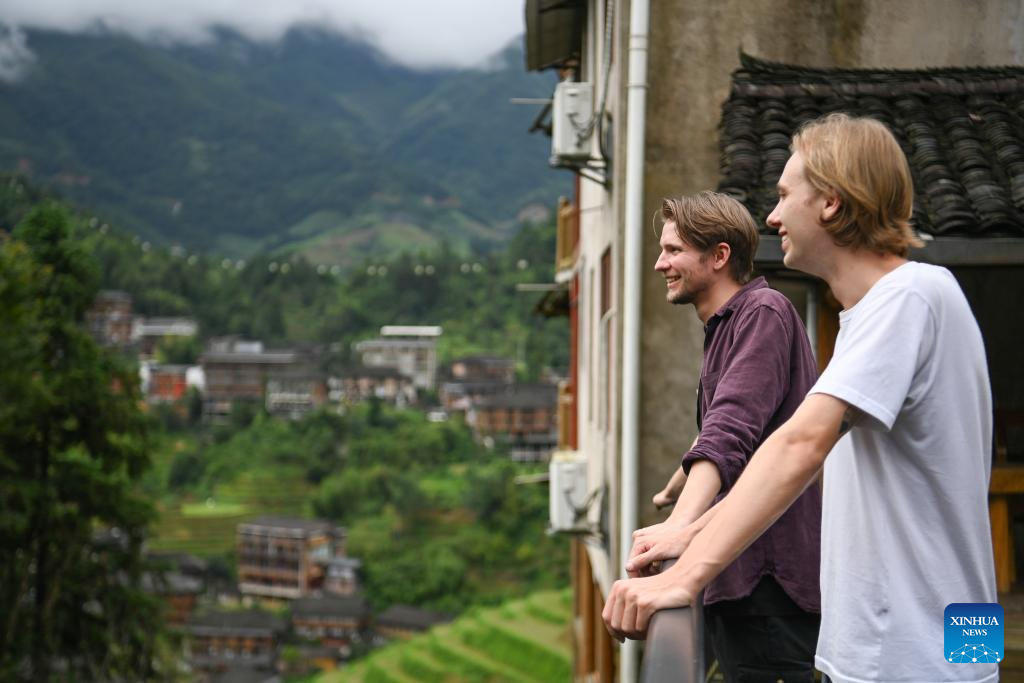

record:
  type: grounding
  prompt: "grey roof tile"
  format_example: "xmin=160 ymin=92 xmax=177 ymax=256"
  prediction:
xmin=717 ymin=54 xmax=1024 ymax=237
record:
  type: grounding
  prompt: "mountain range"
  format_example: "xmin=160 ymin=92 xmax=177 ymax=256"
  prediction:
xmin=0 ymin=28 xmax=567 ymax=264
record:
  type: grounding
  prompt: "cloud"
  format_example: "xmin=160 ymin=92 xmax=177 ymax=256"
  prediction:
xmin=0 ymin=0 xmax=525 ymax=69
xmin=0 ymin=25 xmax=35 ymax=82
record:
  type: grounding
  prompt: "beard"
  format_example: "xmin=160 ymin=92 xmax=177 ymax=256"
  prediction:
xmin=665 ymin=278 xmax=700 ymax=306
xmin=667 ymin=288 xmax=696 ymax=306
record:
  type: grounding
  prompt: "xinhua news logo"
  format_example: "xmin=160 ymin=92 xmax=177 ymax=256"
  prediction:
xmin=944 ymin=603 xmax=1003 ymax=664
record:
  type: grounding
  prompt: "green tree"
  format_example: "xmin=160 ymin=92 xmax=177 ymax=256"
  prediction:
xmin=154 ymin=335 xmax=201 ymax=365
xmin=0 ymin=204 xmax=165 ymax=681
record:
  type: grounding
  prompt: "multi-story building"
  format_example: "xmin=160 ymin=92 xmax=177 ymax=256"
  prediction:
xmin=323 ymin=556 xmax=362 ymax=596
xmin=468 ymin=383 xmax=558 ymax=461
xmin=438 ymin=355 xmax=518 ymax=412
xmin=290 ymin=595 xmax=370 ymax=653
xmin=85 ymin=290 xmax=133 ymax=349
xmin=373 ymin=605 xmax=450 ymax=643
xmin=132 ymin=316 xmax=198 ymax=358
xmin=143 ymin=571 xmax=203 ymax=626
xmin=524 ymin=1 xmax=1024 ymax=680
xmin=236 ymin=517 xmax=344 ymax=600
xmin=184 ymin=609 xmax=285 ymax=673
xmin=200 ymin=338 xmax=318 ymax=419
xmin=265 ymin=371 xmax=327 ymax=419
xmin=146 ymin=364 xmax=190 ymax=403
xmin=329 ymin=365 xmax=416 ymax=407
xmin=448 ymin=355 xmax=516 ymax=383
xmin=437 ymin=378 xmax=511 ymax=413
xmin=353 ymin=325 xmax=441 ymax=391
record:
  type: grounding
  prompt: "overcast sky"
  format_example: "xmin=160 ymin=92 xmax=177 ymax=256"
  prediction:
xmin=0 ymin=0 xmax=526 ymax=70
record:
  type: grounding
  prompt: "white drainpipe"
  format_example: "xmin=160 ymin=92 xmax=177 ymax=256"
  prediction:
xmin=620 ymin=0 xmax=650 ymax=679
xmin=806 ymin=282 xmax=819 ymax=363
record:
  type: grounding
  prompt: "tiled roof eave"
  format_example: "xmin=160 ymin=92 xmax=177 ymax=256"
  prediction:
xmin=717 ymin=54 xmax=1024 ymax=244
xmin=732 ymin=76 xmax=1024 ymax=99
xmin=754 ymin=235 xmax=1024 ymax=268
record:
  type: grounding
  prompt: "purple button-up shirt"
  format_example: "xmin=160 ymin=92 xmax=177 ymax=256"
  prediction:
xmin=680 ymin=277 xmax=821 ymax=613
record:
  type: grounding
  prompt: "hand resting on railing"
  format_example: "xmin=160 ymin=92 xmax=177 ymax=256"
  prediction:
xmin=602 ymin=555 xmax=698 ymax=642
xmin=638 ymin=558 xmax=705 ymax=683
xmin=626 ymin=499 xmax=724 ymax=578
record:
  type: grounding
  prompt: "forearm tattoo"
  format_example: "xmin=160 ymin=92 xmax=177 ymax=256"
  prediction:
xmin=838 ymin=406 xmax=860 ymax=436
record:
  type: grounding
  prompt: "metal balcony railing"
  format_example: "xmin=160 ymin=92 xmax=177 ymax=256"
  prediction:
xmin=639 ymin=559 xmax=705 ymax=683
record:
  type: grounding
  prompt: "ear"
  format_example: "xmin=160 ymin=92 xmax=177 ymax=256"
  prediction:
xmin=710 ymin=242 xmax=732 ymax=273
xmin=820 ymin=190 xmax=841 ymax=223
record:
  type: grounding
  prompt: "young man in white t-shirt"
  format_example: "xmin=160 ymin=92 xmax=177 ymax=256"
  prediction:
xmin=602 ymin=113 xmax=997 ymax=683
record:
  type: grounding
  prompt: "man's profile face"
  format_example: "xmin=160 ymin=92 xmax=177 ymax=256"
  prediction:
xmin=654 ymin=222 xmax=713 ymax=306
xmin=766 ymin=151 xmax=830 ymax=273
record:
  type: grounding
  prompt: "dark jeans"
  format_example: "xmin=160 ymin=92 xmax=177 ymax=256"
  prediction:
xmin=704 ymin=576 xmax=820 ymax=683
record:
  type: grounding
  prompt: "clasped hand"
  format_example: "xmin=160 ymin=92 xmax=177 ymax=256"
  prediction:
xmin=601 ymin=519 xmax=698 ymax=640
xmin=601 ymin=566 xmax=695 ymax=641
xmin=625 ymin=519 xmax=694 ymax=577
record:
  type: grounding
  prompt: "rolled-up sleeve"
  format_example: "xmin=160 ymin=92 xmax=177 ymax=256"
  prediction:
xmin=681 ymin=305 xmax=792 ymax=491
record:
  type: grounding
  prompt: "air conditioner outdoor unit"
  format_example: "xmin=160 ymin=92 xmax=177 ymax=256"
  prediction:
xmin=551 ymin=81 xmax=593 ymax=163
xmin=549 ymin=450 xmax=590 ymax=533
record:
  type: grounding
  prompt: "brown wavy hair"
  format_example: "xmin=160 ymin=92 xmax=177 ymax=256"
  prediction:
xmin=659 ymin=191 xmax=759 ymax=284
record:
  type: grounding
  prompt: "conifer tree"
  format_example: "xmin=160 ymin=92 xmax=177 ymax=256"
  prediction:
xmin=0 ymin=204 xmax=165 ymax=681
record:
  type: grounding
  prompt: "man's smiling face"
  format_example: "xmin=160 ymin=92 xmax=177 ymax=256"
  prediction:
xmin=654 ymin=222 xmax=714 ymax=306
xmin=766 ymin=151 xmax=832 ymax=274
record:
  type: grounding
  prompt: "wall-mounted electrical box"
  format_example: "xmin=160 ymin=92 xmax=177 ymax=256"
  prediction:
xmin=549 ymin=450 xmax=590 ymax=533
xmin=551 ymin=81 xmax=593 ymax=163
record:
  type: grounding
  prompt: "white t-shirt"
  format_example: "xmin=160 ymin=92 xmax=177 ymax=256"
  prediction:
xmin=811 ymin=262 xmax=997 ymax=683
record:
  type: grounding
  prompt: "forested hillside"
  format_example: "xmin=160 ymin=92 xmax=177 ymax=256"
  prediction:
xmin=0 ymin=28 xmax=567 ymax=263
xmin=0 ymin=174 xmax=569 ymax=373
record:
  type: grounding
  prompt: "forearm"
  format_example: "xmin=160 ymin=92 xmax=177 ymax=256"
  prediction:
xmin=686 ymin=497 xmax=723 ymax=536
xmin=653 ymin=436 xmax=697 ymax=509
xmin=654 ymin=466 xmax=688 ymax=508
xmin=666 ymin=460 xmax=720 ymax=526
xmin=668 ymin=396 xmax=841 ymax=591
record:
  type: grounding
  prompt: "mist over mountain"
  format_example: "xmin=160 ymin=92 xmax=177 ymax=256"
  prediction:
xmin=0 ymin=27 xmax=566 ymax=263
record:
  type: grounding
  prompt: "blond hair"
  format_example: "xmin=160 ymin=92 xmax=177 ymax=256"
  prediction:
xmin=792 ymin=113 xmax=922 ymax=256
xmin=659 ymin=191 xmax=760 ymax=283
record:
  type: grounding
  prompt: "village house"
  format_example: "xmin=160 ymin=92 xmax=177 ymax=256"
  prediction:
xmin=353 ymin=325 xmax=441 ymax=392
xmin=144 ymin=570 xmax=204 ymax=626
xmin=372 ymin=605 xmax=451 ymax=644
xmin=264 ymin=370 xmax=328 ymax=419
xmin=145 ymin=363 xmax=190 ymax=404
xmin=448 ymin=354 xmax=516 ymax=382
xmin=132 ymin=316 xmax=198 ymax=358
xmin=85 ymin=290 xmax=134 ymax=349
xmin=200 ymin=338 xmax=318 ymax=419
xmin=322 ymin=556 xmax=362 ymax=596
xmin=184 ymin=609 xmax=285 ymax=673
xmin=290 ymin=594 xmax=370 ymax=654
xmin=438 ymin=378 xmax=513 ymax=413
xmin=236 ymin=517 xmax=345 ymax=601
xmin=329 ymin=365 xmax=416 ymax=407
xmin=467 ymin=383 xmax=559 ymax=461
xmin=438 ymin=354 xmax=518 ymax=412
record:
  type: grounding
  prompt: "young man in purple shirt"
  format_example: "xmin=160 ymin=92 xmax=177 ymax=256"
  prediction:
xmin=628 ymin=191 xmax=821 ymax=681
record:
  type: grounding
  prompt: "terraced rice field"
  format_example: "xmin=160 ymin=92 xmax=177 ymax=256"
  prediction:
xmin=147 ymin=469 xmax=311 ymax=556
xmin=321 ymin=589 xmax=572 ymax=683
